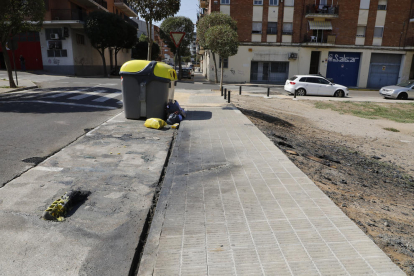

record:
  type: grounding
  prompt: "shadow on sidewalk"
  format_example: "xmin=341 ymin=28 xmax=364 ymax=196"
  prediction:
xmin=186 ymin=111 xmax=212 ymax=121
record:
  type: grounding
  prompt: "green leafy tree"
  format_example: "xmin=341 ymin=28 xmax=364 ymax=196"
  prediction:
xmin=84 ymin=11 xmax=122 ymax=77
xmin=197 ymin=12 xmax=237 ymax=83
xmin=128 ymin=0 xmax=180 ymax=60
xmin=159 ymin=16 xmax=194 ymax=80
xmin=205 ymin=25 xmax=238 ymax=91
xmin=0 ymin=0 xmax=45 ymax=88
xmin=113 ymin=21 xmax=137 ymax=71
xmin=182 ymin=56 xmax=191 ymax=63
xmin=132 ymin=40 xmax=160 ymax=61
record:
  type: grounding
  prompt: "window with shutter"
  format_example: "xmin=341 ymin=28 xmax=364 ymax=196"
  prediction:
xmin=360 ymin=0 xmax=370 ymax=9
xmin=252 ymin=22 xmax=262 ymax=34
xmin=374 ymin=27 xmax=384 ymax=37
xmin=284 ymin=0 xmax=294 ymax=6
xmin=282 ymin=23 xmax=293 ymax=34
xmin=356 ymin=26 xmax=366 ymax=37
xmin=267 ymin=22 xmax=277 ymax=34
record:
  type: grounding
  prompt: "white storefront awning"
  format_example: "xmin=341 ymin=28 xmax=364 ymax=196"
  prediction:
xmin=309 ymin=21 xmax=332 ymax=30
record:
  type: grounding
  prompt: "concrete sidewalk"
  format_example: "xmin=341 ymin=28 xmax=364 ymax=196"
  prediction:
xmin=138 ymin=88 xmax=405 ymax=276
xmin=0 ymin=78 xmax=37 ymax=94
xmin=0 ymin=112 xmax=174 ymax=275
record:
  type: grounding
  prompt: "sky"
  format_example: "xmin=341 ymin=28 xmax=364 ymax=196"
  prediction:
xmin=153 ymin=0 xmax=199 ymax=27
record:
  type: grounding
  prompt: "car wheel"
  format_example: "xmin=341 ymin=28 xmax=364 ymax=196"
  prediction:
xmin=397 ymin=92 xmax=408 ymax=100
xmin=296 ymin=88 xmax=306 ymax=96
xmin=335 ymin=90 xmax=345 ymax=97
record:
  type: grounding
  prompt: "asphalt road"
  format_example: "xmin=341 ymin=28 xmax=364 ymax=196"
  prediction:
xmin=0 ymin=73 xmax=124 ymax=187
xmin=0 ymin=71 xmax=408 ymax=187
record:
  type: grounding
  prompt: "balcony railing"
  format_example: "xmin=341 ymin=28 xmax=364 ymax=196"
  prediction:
xmin=404 ymin=37 xmax=414 ymax=47
xmin=92 ymin=0 xmax=107 ymax=9
xmin=303 ymin=34 xmax=336 ymax=44
xmin=114 ymin=0 xmax=138 ymax=15
xmin=306 ymin=4 xmax=339 ymax=17
xmin=50 ymin=9 xmax=87 ymax=21
xmin=124 ymin=17 xmax=138 ymax=29
xmin=267 ymin=27 xmax=277 ymax=35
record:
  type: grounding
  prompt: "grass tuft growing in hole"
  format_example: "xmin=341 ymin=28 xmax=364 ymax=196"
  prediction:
xmin=383 ymin=127 xmax=400 ymax=132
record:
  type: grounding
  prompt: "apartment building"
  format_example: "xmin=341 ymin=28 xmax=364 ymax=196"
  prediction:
xmin=153 ymin=26 xmax=175 ymax=64
xmin=0 ymin=0 xmax=138 ymax=75
xmin=199 ymin=0 xmax=414 ymax=88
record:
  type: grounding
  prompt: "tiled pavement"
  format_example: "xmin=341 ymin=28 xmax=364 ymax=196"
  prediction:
xmin=138 ymin=89 xmax=405 ymax=276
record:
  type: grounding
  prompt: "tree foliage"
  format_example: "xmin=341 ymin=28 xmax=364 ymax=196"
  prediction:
xmin=197 ymin=12 xmax=237 ymax=50
xmin=205 ymin=25 xmax=239 ymax=90
xmin=159 ymin=16 xmax=194 ymax=79
xmin=128 ymin=0 xmax=180 ymax=60
xmin=113 ymin=21 xmax=137 ymax=70
xmin=196 ymin=12 xmax=237 ymax=84
xmin=0 ymin=0 xmax=45 ymax=88
xmin=84 ymin=11 xmax=136 ymax=77
xmin=205 ymin=25 xmax=238 ymax=59
xmin=132 ymin=40 xmax=160 ymax=61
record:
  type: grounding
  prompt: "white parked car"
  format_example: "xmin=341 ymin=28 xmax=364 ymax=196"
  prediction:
xmin=284 ymin=75 xmax=349 ymax=97
xmin=379 ymin=80 xmax=414 ymax=100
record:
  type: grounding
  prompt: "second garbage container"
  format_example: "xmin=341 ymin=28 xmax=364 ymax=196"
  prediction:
xmin=120 ymin=60 xmax=177 ymax=120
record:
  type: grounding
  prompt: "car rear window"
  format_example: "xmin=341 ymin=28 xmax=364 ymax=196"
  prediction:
xmin=299 ymin=77 xmax=307 ymax=82
xmin=288 ymin=76 xmax=297 ymax=81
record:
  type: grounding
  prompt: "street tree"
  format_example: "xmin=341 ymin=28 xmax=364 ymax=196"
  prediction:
xmin=113 ymin=20 xmax=137 ymax=72
xmin=128 ymin=0 xmax=180 ymax=60
xmin=84 ymin=11 xmax=121 ymax=77
xmin=159 ymin=16 xmax=194 ymax=80
xmin=197 ymin=12 xmax=237 ymax=83
xmin=205 ymin=25 xmax=239 ymax=91
xmin=0 ymin=0 xmax=45 ymax=88
xmin=132 ymin=34 xmax=160 ymax=60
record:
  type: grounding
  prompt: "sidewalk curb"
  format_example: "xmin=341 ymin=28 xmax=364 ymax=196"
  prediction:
xmin=137 ymin=130 xmax=179 ymax=276
xmin=1 ymin=85 xmax=37 ymax=94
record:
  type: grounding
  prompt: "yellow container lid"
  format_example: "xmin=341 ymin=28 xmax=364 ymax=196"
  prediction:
xmin=120 ymin=60 xmax=177 ymax=81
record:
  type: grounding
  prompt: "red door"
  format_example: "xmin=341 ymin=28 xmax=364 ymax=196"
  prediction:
xmin=0 ymin=32 xmax=43 ymax=71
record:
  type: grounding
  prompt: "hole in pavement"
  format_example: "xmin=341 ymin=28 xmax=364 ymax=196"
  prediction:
xmin=22 ymin=156 xmax=47 ymax=165
xmin=43 ymin=190 xmax=91 ymax=221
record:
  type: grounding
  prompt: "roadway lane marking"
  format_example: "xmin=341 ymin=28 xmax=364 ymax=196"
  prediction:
xmin=92 ymin=91 xmax=122 ymax=102
xmin=34 ymin=166 xmax=63 ymax=172
xmin=43 ymin=91 xmax=84 ymax=98
xmin=0 ymin=100 xmax=119 ymax=110
xmin=67 ymin=90 xmax=107 ymax=100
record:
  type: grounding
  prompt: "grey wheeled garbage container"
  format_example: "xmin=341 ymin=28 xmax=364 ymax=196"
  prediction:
xmin=120 ymin=60 xmax=177 ymax=119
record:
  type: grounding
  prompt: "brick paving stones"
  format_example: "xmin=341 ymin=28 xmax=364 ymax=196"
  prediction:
xmin=139 ymin=91 xmax=404 ymax=276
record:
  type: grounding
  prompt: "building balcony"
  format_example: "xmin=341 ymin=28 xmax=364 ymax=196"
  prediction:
xmin=305 ymin=4 xmax=339 ymax=18
xmin=50 ymin=9 xmax=88 ymax=21
xmin=114 ymin=0 xmax=138 ymax=17
xmin=302 ymin=34 xmax=336 ymax=46
xmin=124 ymin=16 xmax=138 ymax=29
xmin=70 ymin=0 xmax=108 ymax=11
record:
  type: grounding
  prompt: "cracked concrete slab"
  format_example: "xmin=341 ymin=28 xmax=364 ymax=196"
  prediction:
xmin=0 ymin=112 xmax=174 ymax=276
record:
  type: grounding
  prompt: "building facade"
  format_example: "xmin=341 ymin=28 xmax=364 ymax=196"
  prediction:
xmin=199 ymin=0 xmax=414 ymax=88
xmin=0 ymin=0 xmax=138 ymax=75
xmin=153 ymin=26 xmax=175 ymax=65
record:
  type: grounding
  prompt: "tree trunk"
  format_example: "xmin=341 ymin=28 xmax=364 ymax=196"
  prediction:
xmin=114 ymin=49 xmax=119 ymax=73
xmin=1 ymin=46 xmax=17 ymax=88
xmin=147 ymin=21 xmax=153 ymax=61
xmin=109 ymin=48 xmax=113 ymax=72
xmin=212 ymin=52 xmax=218 ymax=84
xmin=98 ymin=48 xmax=107 ymax=77
xmin=178 ymin=47 xmax=182 ymax=80
xmin=220 ymin=57 xmax=224 ymax=91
